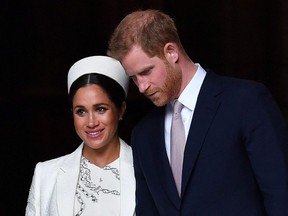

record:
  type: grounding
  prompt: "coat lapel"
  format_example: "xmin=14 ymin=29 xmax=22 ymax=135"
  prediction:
xmin=181 ymin=72 xmax=223 ymax=196
xmin=55 ymin=141 xmax=135 ymax=215
xmin=56 ymin=144 xmax=83 ymax=216
xmin=119 ymin=139 xmax=136 ymax=215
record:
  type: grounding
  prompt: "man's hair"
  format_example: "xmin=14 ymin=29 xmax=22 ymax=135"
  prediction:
xmin=107 ymin=9 xmax=185 ymax=60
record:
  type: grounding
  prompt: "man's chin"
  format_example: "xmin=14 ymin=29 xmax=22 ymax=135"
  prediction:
xmin=151 ymin=98 xmax=168 ymax=107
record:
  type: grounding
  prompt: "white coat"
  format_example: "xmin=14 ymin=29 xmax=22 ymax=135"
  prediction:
xmin=25 ymin=139 xmax=135 ymax=216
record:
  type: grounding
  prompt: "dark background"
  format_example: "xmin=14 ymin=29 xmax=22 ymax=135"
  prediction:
xmin=2 ymin=0 xmax=288 ymax=214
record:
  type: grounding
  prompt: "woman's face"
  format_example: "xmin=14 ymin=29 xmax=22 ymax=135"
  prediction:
xmin=72 ymin=84 xmax=124 ymax=152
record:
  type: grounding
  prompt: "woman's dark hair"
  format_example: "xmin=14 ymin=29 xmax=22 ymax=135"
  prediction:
xmin=68 ymin=73 xmax=126 ymax=110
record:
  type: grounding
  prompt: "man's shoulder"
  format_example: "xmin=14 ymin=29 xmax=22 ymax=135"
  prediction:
xmin=204 ymin=69 xmax=269 ymax=93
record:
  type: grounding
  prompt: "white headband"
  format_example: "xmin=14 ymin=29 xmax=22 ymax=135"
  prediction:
xmin=67 ymin=56 xmax=129 ymax=97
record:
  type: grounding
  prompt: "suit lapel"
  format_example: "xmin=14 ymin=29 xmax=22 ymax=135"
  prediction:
xmin=148 ymin=107 xmax=181 ymax=208
xmin=181 ymin=72 xmax=223 ymax=196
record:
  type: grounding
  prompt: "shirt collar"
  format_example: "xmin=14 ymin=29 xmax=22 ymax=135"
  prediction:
xmin=177 ymin=63 xmax=206 ymax=111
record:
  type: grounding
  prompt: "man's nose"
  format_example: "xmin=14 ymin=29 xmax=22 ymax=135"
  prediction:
xmin=136 ymin=77 xmax=149 ymax=93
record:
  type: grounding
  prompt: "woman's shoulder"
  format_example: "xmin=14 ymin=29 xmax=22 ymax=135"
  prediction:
xmin=34 ymin=144 xmax=83 ymax=172
xmin=119 ymin=138 xmax=133 ymax=163
xmin=120 ymin=138 xmax=132 ymax=152
xmin=34 ymin=154 xmax=70 ymax=174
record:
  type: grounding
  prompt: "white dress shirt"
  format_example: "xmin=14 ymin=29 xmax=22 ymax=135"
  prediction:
xmin=165 ymin=63 xmax=207 ymax=161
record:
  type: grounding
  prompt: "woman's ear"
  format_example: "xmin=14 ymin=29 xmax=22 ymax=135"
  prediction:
xmin=119 ymin=101 xmax=127 ymax=120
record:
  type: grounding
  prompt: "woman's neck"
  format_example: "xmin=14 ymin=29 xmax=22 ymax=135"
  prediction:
xmin=82 ymin=140 xmax=120 ymax=167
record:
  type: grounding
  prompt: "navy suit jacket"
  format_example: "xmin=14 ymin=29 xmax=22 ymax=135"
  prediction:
xmin=131 ymin=71 xmax=288 ymax=216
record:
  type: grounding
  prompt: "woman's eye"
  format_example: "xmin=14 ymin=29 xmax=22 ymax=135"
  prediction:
xmin=97 ymin=107 xmax=107 ymax=113
xmin=75 ymin=109 xmax=85 ymax=116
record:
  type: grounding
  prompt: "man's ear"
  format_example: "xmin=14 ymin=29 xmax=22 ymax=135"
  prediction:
xmin=163 ymin=42 xmax=179 ymax=63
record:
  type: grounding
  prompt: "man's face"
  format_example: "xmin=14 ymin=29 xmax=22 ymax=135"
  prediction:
xmin=121 ymin=45 xmax=182 ymax=106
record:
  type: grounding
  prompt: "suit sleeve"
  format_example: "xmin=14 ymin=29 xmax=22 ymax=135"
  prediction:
xmin=243 ymin=83 xmax=288 ymax=215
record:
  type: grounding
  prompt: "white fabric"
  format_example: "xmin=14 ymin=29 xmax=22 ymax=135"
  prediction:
xmin=74 ymin=157 xmax=120 ymax=215
xmin=67 ymin=56 xmax=129 ymax=96
xmin=25 ymin=139 xmax=135 ymax=216
xmin=165 ymin=63 xmax=207 ymax=161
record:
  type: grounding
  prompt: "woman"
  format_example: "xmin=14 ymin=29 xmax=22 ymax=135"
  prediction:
xmin=25 ymin=56 xmax=135 ymax=216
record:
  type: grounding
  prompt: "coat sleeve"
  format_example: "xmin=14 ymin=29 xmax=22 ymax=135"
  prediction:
xmin=25 ymin=163 xmax=41 ymax=216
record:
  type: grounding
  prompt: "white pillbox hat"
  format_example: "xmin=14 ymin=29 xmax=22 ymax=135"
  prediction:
xmin=67 ymin=56 xmax=129 ymax=97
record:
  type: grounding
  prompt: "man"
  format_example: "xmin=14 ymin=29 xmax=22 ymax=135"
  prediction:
xmin=107 ymin=9 xmax=288 ymax=215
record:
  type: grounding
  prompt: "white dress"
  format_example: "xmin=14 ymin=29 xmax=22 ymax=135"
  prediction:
xmin=74 ymin=156 xmax=120 ymax=216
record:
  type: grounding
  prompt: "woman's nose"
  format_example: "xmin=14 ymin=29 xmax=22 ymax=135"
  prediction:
xmin=87 ymin=114 xmax=98 ymax=127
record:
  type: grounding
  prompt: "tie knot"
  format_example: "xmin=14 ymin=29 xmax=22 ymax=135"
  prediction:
xmin=173 ymin=100 xmax=183 ymax=114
